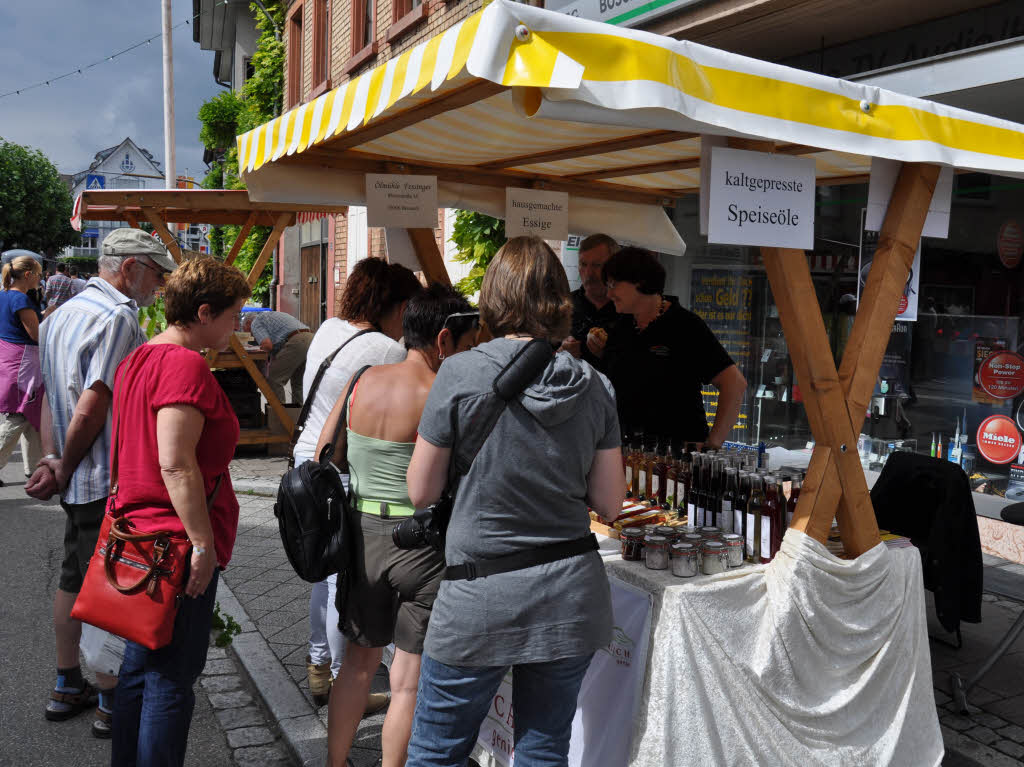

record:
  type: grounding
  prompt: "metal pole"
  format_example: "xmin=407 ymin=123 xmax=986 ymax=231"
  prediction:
xmin=161 ymin=0 xmax=176 ymax=188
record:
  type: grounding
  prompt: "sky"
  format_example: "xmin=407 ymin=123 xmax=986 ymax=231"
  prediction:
xmin=0 ymin=0 xmax=226 ymax=181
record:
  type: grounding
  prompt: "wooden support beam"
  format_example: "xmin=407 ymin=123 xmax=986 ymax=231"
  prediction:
xmin=80 ymin=189 xmax=345 ymax=215
xmin=246 ymin=213 xmax=293 ymax=287
xmin=758 ymin=164 xmax=938 ymax=557
xmin=323 ymin=79 xmax=507 ymax=153
xmin=838 ymin=163 xmax=941 ymax=422
xmin=295 ymin=149 xmax=677 ymax=207
xmin=124 ymin=212 xmax=141 ymax=229
xmin=140 ymin=206 xmax=184 ymax=264
xmin=479 ymin=130 xmax=698 ymax=170
xmin=407 ymin=228 xmax=450 ymax=286
xmin=225 ymin=212 xmax=257 ymax=266
xmin=226 ymin=334 xmax=294 ymax=436
xmin=568 ymin=156 xmax=701 ymax=181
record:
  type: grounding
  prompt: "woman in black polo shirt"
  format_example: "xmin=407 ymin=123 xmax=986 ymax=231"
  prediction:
xmin=599 ymin=247 xmax=747 ymax=448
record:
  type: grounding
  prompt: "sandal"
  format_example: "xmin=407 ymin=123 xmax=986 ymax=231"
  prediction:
xmin=92 ymin=707 xmax=112 ymax=739
xmin=45 ymin=680 xmax=99 ymax=721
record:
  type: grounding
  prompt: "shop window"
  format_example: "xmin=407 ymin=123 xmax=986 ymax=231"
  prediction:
xmin=345 ymin=0 xmax=378 ymax=74
xmin=310 ymin=0 xmax=330 ymax=97
xmin=286 ymin=4 xmax=304 ymax=108
xmin=388 ymin=0 xmax=427 ymax=43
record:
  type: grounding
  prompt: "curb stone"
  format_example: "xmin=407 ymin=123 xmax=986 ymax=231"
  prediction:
xmin=216 ymin=575 xmax=328 ymax=767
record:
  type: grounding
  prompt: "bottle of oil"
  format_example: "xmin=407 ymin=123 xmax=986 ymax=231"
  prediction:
xmin=720 ymin=468 xmax=736 ymax=534
xmin=624 ymin=436 xmax=638 ymax=499
xmin=762 ymin=475 xmax=781 ymax=563
xmin=665 ymin=445 xmax=679 ymax=513
xmin=679 ymin=445 xmax=694 ymax=519
xmin=637 ymin=435 xmax=650 ymax=501
xmin=747 ymin=474 xmax=765 ymax=563
xmin=735 ymin=471 xmax=749 ymax=543
xmin=786 ymin=474 xmax=802 ymax=529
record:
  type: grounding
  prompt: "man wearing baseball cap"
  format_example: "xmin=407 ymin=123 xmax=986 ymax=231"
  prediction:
xmin=25 ymin=227 xmax=175 ymax=738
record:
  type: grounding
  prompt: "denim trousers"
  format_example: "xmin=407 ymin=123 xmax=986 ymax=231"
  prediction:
xmin=405 ymin=652 xmax=593 ymax=767
xmin=308 ymin=572 xmax=345 ymax=676
xmin=111 ymin=570 xmax=219 ymax=767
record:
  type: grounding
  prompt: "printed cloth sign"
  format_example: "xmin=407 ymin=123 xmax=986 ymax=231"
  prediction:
xmin=365 ymin=174 xmax=438 ymax=228
xmin=473 ymin=576 xmax=653 ymax=767
xmin=505 ymin=189 xmax=569 ymax=241
xmin=707 ymin=147 xmax=815 ymax=249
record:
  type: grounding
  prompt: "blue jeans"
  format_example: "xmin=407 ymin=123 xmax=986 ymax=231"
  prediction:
xmin=406 ymin=652 xmax=593 ymax=767
xmin=111 ymin=570 xmax=219 ymax=767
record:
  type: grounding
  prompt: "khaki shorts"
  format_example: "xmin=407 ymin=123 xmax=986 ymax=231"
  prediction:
xmin=58 ymin=497 xmax=108 ymax=593
xmin=337 ymin=512 xmax=445 ymax=654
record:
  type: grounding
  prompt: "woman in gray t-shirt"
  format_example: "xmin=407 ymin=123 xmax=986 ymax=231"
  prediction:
xmin=406 ymin=237 xmax=625 ymax=767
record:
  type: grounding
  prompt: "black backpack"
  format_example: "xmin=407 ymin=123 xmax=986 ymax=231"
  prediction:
xmin=274 ymin=329 xmax=373 ymax=583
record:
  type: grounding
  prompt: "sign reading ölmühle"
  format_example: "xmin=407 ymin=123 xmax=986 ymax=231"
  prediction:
xmin=365 ymin=174 xmax=438 ymax=228
xmin=707 ymin=147 xmax=815 ymax=250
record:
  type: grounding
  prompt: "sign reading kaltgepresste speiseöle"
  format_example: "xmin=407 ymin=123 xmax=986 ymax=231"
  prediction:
xmin=365 ymin=174 xmax=438 ymax=228
xmin=707 ymin=148 xmax=815 ymax=250
xmin=505 ymin=188 xmax=569 ymax=241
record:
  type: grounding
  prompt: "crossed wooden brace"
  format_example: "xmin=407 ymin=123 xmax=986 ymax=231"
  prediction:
xmin=762 ymin=163 xmax=940 ymax=557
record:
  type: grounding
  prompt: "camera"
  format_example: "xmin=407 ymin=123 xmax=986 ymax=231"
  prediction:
xmin=392 ymin=496 xmax=452 ymax=551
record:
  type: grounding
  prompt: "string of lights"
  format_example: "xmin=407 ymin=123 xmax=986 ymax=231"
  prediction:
xmin=0 ymin=0 xmax=231 ymax=100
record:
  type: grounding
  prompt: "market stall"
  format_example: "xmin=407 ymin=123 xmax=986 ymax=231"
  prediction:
xmin=71 ymin=189 xmax=344 ymax=445
xmin=234 ymin=1 xmax=1024 ymax=763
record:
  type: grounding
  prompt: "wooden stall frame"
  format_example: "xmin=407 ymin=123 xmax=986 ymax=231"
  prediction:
xmin=76 ymin=190 xmax=346 ymax=447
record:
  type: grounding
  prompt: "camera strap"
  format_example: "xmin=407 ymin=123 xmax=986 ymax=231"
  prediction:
xmin=444 ymin=534 xmax=598 ymax=581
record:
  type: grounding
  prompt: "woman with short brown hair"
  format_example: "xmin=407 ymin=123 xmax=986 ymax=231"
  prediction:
xmin=405 ymin=236 xmax=625 ymax=767
xmin=109 ymin=258 xmax=251 ymax=766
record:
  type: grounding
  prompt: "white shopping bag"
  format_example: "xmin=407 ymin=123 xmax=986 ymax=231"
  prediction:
xmin=80 ymin=624 xmax=126 ymax=676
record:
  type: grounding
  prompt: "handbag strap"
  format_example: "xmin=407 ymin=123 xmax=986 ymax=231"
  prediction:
xmin=448 ymin=339 xmax=554 ymax=484
xmin=288 ymin=327 xmax=377 ymax=469
xmin=318 ymin=365 xmax=372 ymax=467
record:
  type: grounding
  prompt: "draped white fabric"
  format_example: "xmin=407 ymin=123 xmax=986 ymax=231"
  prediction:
xmin=608 ymin=529 xmax=941 ymax=767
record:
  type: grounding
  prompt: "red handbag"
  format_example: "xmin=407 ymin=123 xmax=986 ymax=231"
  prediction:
xmin=71 ymin=349 xmax=222 ymax=650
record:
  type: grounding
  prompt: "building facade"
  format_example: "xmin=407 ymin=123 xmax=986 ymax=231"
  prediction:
xmin=282 ymin=0 xmax=483 ymax=317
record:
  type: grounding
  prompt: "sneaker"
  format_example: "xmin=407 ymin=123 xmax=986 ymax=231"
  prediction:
xmin=363 ymin=692 xmax=390 ymax=717
xmin=306 ymin=655 xmax=332 ymax=708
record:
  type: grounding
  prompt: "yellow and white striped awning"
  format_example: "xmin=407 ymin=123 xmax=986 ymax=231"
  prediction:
xmin=237 ymin=0 xmax=1024 ymax=254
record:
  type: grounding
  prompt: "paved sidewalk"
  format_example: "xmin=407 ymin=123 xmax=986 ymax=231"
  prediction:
xmin=226 ymin=456 xmax=1024 ymax=767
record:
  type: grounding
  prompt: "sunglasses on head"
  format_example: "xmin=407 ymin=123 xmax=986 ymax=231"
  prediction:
xmin=443 ymin=310 xmax=480 ymax=330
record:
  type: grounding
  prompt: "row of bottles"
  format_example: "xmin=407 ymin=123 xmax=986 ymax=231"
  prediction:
xmin=621 ymin=435 xmax=804 ymax=563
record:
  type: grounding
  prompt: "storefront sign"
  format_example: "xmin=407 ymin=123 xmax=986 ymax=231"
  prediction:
xmin=973 ymin=339 xmax=1009 ymax=405
xmin=997 ymin=220 xmax=1023 ymax=269
xmin=707 ymin=148 xmax=815 ymax=249
xmin=365 ymin=174 xmax=438 ymax=228
xmin=976 ymin=415 xmax=1021 ymax=465
xmin=978 ymin=350 xmax=1024 ymax=400
xmin=543 ymin=0 xmax=701 ymax=28
xmin=505 ymin=188 xmax=569 ymax=241
xmin=691 ymin=268 xmax=754 ymax=438
xmin=474 ymin=577 xmax=653 ymax=767
xmin=865 ymin=159 xmax=953 ymax=238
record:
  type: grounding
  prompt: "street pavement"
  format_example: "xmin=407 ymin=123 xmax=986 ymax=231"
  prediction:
xmin=227 ymin=456 xmax=1024 ymax=767
xmin=0 ymin=453 xmax=293 ymax=767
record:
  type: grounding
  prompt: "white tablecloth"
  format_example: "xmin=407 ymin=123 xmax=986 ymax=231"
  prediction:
xmin=606 ymin=529 xmax=942 ymax=767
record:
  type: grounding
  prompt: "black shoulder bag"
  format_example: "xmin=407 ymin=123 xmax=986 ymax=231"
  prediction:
xmin=274 ymin=335 xmax=373 ymax=582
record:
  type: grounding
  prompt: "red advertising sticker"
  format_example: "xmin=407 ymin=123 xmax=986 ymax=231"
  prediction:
xmin=897 ymin=295 xmax=908 ymax=315
xmin=976 ymin=415 xmax=1022 ymax=465
xmin=998 ymin=220 xmax=1023 ymax=270
xmin=978 ymin=350 xmax=1024 ymax=400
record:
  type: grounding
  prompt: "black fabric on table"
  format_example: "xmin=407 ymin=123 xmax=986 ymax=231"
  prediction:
xmin=871 ymin=451 xmax=982 ymax=634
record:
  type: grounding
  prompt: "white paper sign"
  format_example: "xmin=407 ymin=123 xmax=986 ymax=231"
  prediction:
xmin=858 ymin=208 xmax=921 ymax=322
xmin=865 ymin=159 xmax=953 ymax=238
xmin=505 ymin=188 xmax=569 ymax=241
xmin=699 ymin=135 xmax=728 ymax=237
xmin=365 ymin=174 xmax=437 ymax=228
xmin=708 ymin=147 xmax=815 ymax=249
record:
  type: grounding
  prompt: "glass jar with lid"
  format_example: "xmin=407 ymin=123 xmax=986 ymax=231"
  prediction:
xmin=620 ymin=529 xmax=645 ymax=562
xmin=701 ymin=540 xmax=729 ymax=575
xmin=670 ymin=542 xmax=699 ymax=577
xmin=645 ymin=535 xmax=670 ymax=570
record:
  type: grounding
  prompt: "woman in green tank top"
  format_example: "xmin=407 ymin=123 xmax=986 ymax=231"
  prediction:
xmin=315 ymin=284 xmax=479 ymax=767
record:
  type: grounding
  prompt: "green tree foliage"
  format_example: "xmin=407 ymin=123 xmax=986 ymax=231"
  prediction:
xmin=196 ymin=1 xmax=285 ymax=302
xmin=0 ymin=138 xmax=78 ymax=254
xmin=449 ymin=211 xmax=506 ymax=295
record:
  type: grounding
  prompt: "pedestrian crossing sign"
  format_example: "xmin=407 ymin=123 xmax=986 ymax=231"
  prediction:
xmin=86 ymin=174 xmax=105 ymax=190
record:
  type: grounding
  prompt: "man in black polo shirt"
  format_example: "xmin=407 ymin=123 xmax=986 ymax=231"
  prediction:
xmin=599 ymin=247 xmax=747 ymax=448
xmin=562 ymin=233 xmax=621 ymax=370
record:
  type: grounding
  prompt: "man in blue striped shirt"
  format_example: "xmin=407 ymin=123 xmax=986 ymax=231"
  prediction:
xmin=26 ymin=228 xmax=175 ymax=738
